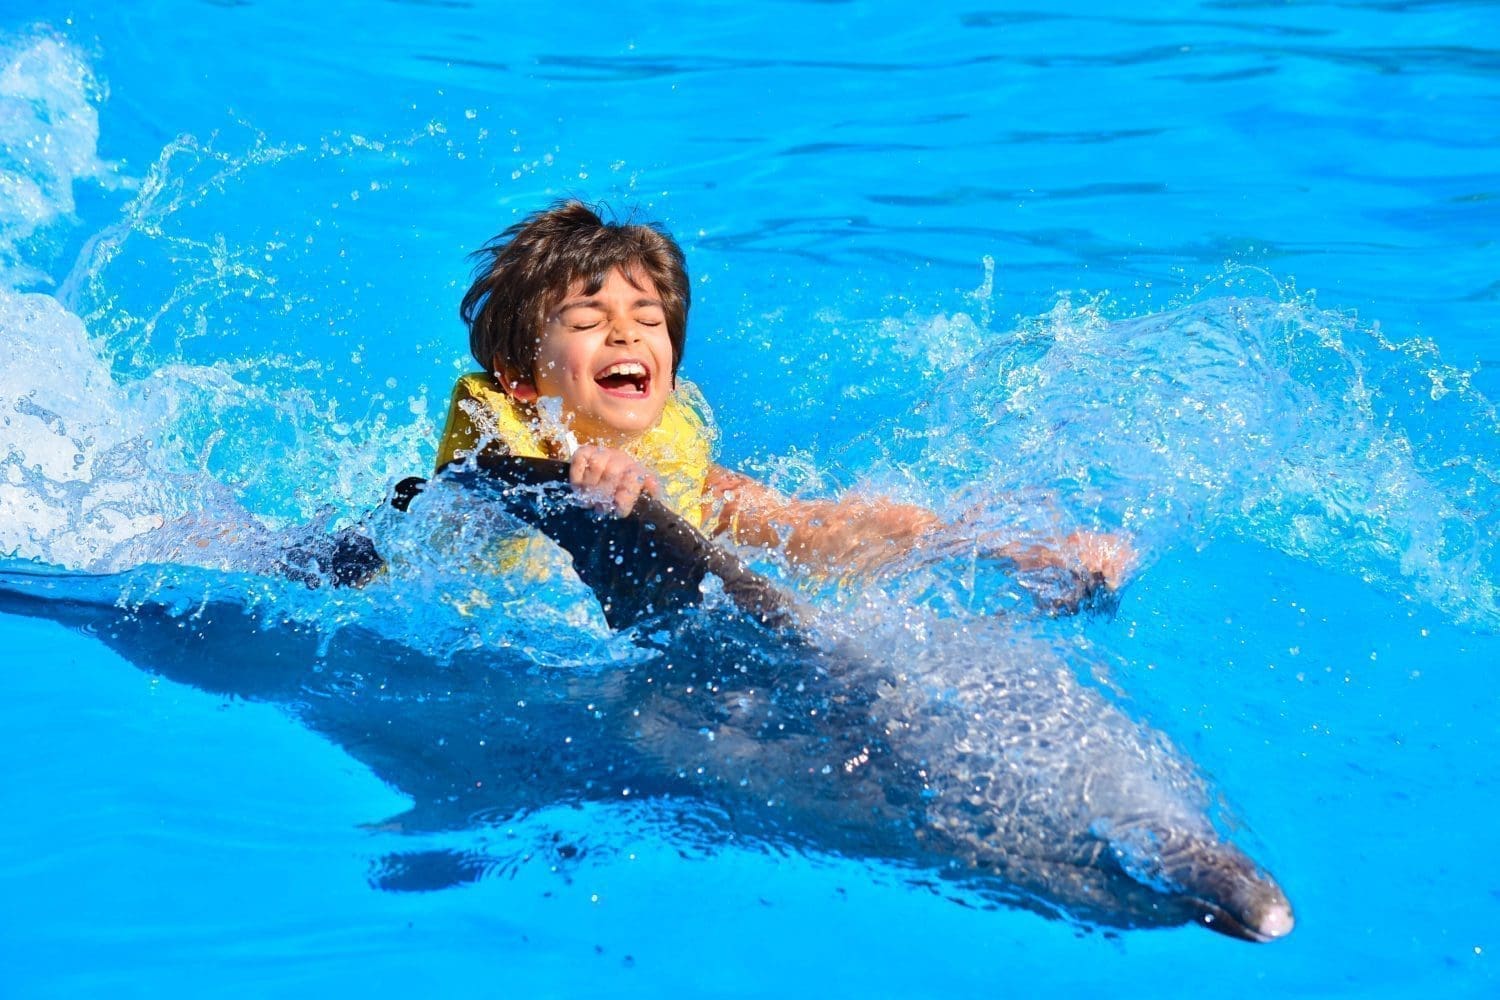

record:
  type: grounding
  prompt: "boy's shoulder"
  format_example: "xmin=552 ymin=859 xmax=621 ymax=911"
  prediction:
xmin=450 ymin=371 xmax=501 ymax=402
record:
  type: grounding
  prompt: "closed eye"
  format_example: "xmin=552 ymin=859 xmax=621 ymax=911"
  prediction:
xmin=560 ymin=309 xmax=606 ymax=330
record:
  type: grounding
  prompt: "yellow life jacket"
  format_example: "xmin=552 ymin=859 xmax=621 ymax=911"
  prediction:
xmin=435 ymin=372 xmax=716 ymax=529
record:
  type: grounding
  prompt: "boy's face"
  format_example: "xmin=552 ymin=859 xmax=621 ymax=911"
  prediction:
xmin=512 ymin=266 xmax=675 ymax=447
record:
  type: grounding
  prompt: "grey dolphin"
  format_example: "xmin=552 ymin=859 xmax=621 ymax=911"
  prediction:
xmin=0 ymin=559 xmax=1292 ymax=942
xmin=0 ymin=457 xmax=1292 ymax=941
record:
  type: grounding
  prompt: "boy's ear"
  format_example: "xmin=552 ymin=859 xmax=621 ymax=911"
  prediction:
xmin=495 ymin=368 xmax=539 ymax=402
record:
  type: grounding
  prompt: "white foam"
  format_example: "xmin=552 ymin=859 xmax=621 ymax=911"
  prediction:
xmin=0 ymin=288 xmax=175 ymax=567
xmin=0 ymin=33 xmax=174 ymax=569
xmin=0 ymin=32 xmax=122 ymax=288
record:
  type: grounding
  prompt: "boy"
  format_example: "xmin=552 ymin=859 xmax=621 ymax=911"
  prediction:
xmin=436 ymin=200 xmax=1130 ymax=590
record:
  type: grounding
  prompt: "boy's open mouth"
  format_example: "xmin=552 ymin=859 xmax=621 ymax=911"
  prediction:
xmin=594 ymin=360 xmax=651 ymax=398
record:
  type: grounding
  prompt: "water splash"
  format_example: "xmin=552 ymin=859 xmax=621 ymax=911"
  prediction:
xmin=57 ymin=130 xmax=306 ymax=365
xmin=0 ymin=288 xmax=174 ymax=566
xmin=909 ymin=292 xmax=1500 ymax=628
xmin=0 ymin=36 xmax=420 ymax=579
xmin=0 ymin=30 xmax=125 ymax=288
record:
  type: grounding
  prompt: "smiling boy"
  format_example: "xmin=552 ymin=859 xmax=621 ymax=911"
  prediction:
xmin=437 ymin=200 xmax=1130 ymax=588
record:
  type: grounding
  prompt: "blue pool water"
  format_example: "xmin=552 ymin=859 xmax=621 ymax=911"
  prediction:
xmin=2 ymin=1 xmax=1498 ymax=995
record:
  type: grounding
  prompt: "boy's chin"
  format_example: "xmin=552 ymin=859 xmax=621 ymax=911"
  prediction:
xmin=574 ymin=410 xmax=664 ymax=446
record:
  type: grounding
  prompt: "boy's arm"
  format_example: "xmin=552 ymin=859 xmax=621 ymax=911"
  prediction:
xmin=706 ymin=465 xmax=943 ymax=575
xmin=704 ymin=465 xmax=1135 ymax=587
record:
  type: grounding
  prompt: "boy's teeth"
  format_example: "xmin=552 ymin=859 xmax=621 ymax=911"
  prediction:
xmin=601 ymin=362 xmax=646 ymax=377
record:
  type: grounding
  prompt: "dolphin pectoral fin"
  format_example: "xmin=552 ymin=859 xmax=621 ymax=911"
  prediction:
xmin=368 ymin=831 xmax=596 ymax=893
xmin=368 ymin=849 xmax=494 ymax=892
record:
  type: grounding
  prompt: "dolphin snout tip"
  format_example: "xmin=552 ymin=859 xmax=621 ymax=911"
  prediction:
xmin=1255 ymin=900 xmax=1295 ymax=941
xmin=1197 ymin=897 xmax=1295 ymax=942
xmin=1191 ymin=874 xmax=1295 ymax=942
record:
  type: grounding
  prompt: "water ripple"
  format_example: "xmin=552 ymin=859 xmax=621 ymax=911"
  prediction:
xmin=960 ymin=10 xmax=1336 ymax=38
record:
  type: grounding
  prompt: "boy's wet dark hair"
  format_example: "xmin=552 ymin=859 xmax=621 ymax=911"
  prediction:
xmin=461 ymin=200 xmax=690 ymax=383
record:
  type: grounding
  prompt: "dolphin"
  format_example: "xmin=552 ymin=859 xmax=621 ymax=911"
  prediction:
xmin=0 ymin=457 xmax=1293 ymax=942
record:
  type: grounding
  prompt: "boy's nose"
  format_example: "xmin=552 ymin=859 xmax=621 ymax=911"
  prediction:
xmin=607 ymin=321 xmax=640 ymax=344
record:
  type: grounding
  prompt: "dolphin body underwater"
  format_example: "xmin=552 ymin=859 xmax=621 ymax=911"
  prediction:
xmin=0 ymin=456 xmax=1294 ymax=943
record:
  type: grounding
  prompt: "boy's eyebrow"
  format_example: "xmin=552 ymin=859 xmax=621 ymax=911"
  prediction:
xmin=556 ymin=296 xmax=664 ymax=313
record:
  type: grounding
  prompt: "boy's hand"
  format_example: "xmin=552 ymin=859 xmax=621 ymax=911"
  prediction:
xmin=1063 ymin=530 xmax=1138 ymax=592
xmin=568 ymin=445 xmax=661 ymax=517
